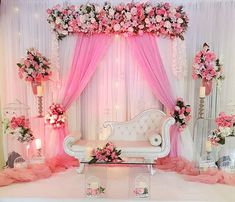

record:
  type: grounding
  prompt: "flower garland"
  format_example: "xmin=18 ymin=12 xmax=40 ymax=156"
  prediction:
xmin=209 ymin=112 xmax=235 ymax=145
xmin=192 ymin=43 xmax=224 ymax=84
xmin=17 ymin=48 xmax=52 ymax=83
xmin=3 ymin=116 xmax=34 ymax=143
xmin=47 ymin=2 xmax=188 ymax=40
xmin=171 ymin=98 xmax=191 ymax=131
xmin=45 ymin=103 xmax=66 ymax=129
xmin=89 ymin=142 xmax=122 ymax=164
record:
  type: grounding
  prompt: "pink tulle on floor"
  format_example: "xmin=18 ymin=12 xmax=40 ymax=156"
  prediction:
xmin=0 ymin=154 xmax=79 ymax=187
xmin=156 ymin=157 xmax=235 ymax=185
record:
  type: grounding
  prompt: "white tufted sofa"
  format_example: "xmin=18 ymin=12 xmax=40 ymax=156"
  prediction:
xmin=64 ymin=109 xmax=175 ymax=174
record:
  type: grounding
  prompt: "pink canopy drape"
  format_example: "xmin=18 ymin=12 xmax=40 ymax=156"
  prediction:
xmin=54 ymin=33 xmax=112 ymax=155
xmin=128 ymin=34 xmax=179 ymax=157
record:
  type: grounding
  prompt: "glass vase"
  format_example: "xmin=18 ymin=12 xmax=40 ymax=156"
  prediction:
xmin=217 ymin=136 xmax=235 ymax=173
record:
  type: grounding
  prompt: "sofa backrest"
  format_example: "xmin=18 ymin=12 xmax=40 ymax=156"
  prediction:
xmin=104 ymin=109 xmax=166 ymax=141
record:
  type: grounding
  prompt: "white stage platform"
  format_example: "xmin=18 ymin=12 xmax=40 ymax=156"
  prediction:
xmin=0 ymin=168 xmax=235 ymax=202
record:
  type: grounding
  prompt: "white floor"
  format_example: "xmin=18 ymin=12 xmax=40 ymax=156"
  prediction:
xmin=0 ymin=167 xmax=235 ymax=202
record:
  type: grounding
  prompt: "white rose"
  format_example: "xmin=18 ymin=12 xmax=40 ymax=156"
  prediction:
xmin=130 ymin=7 xmax=137 ymax=15
xmin=164 ymin=21 xmax=171 ymax=28
xmin=90 ymin=18 xmax=96 ymax=23
xmin=89 ymin=12 xmax=95 ymax=18
xmin=145 ymin=6 xmax=152 ymax=13
xmin=63 ymin=24 xmax=68 ymax=29
xmin=156 ymin=15 xmax=162 ymax=22
xmin=128 ymin=27 xmax=134 ymax=32
xmin=55 ymin=17 xmax=62 ymax=24
xmin=61 ymin=30 xmax=68 ymax=35
xmin=170 ymin=8 xmax=176 ymax=14
xmin=95 ymin=6 xmax=102 ymax=13
xmin=109 ymin=8 xmax=115 ymax=16
xmin=144 ymin=18 xmax=150 ymax=24
xmin=138 ymin=24 xmax=144 ymax=29
xmin=177 ymin=18 xmax=184 ymax=24
xmin=79 ymin=15 xmax=86 ymax=23
xmin=114 ymin=24 xmax=121 ymax=31
xmin=219 ymin=127 xmax=232 ymax=137
xmin=125 ymin=12 xmax=131 ymax=20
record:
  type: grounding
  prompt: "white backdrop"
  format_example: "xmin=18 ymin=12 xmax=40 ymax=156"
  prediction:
xmin=1 ymin=0 xmax=235 ymax=159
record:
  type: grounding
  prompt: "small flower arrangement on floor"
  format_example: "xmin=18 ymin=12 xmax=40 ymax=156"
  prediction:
xmin=17 ymin=48 xmax=52 ymax=83
xmin=89 ymin=142 xmax=122 ymax=164
xmin=134 ymin=187 xmax=149 ymax=198
xmin=192 ymin=43 xmax=224 ymax=95
xmin=86 ymin=185 xmax=105 ymax=197
xmin=3 ymin=116 xmax=34 ymax=143
xmin=45 ymin=103 xmax=66 ymax=129
xmin=209 ymin=112 xmax=235 ymax=145
xmin=171 ymin=98 xmax=191 ymax=131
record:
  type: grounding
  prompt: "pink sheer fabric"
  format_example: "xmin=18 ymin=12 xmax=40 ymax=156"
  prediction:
xmin=128 ymin=34 xmax=179 ymax=156
xmin=156 ymin=157 xmax=235 ymax=185
xmin=53 ymin=34 xmax=112 ymax=155
xmin=0 ymin=154 xmax=79 ymax=187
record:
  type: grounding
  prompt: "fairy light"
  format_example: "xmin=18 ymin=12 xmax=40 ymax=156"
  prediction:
xmin=14 ymin=7 xmax=19 ymax=12
xmin=34 ymin=13 xmax=39 ymax=19
xmin=115 ymin=105 xmax=119 ymax=110
xmin=18 ymin=32 xmax=22 ymax=37
xmin=115 ymin=81 xmax=119 ymax=88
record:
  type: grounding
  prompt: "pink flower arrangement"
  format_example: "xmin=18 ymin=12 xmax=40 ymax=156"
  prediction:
xmin=45 ymin=103 xmax=66 ymax=129
xmin=17 ymin=48 xmax=52 ymax=83
xmin=192 ymin=43 xmax=224 ymax=83
xmin=4 ymin=116 xmax=34 ymax=143
xmin=89 ymin=142 xmax=122 ymax=164
xmin=47 ymin=2 xmax=188 ymax=40
xmin=134 ymin=187 xmax=149 ymax=197
xmin=171 ymin=98 xmax=192 ymax=132
xmin=209 ymin=112 xmax=235 ymax=145
xmin=86 ymin=186 xmax=105 ymax=197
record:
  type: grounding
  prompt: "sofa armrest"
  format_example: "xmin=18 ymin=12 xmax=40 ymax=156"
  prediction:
xmin=158 ymin=117 xmax=175 ymax=158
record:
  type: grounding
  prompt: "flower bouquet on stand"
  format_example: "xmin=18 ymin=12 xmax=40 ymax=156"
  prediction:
xmin=17 ymin=48 xmax=52 ymax=95
xmin=192 ymin=43 xmax=224 ymax=96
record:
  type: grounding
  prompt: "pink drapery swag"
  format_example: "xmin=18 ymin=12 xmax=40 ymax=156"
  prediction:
xmin=55 ymin=33 xmax=112 ymax=155
xmin=127 ymin=34 xmax=180 ymax=157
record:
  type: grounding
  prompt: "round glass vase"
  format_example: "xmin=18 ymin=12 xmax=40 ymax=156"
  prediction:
xmin=218 ymin=136 xmax=235 ymax=173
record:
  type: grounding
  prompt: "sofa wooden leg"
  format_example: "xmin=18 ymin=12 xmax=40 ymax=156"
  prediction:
xmin=76 ymin=163 xmax=85 ymax=174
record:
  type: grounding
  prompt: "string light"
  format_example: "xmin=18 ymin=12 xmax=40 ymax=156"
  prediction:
xmin=14 ymin=7 xmax=19 ymax=12
xmin=34 ymin=13 xmax=39 ymax=19
xmin=18 ymin=32 xmax=22 ymax=37
xmin=115 ymin=105 xmax=119 ymax=110
xmin=115 ymin=81 xmax=119 ymax=87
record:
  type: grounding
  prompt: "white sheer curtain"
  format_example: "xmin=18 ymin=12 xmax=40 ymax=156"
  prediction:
xmin=1 ymin=0 xmax=235 ymax=160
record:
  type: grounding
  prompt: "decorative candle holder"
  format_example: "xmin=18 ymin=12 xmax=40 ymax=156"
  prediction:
xmin=37 ymin=96 xmax=43 ymax=117
xmin=198 ymin=97 xmax=205 ymax=119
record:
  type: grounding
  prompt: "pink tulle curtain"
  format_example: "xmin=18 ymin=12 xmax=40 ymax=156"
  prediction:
xmin=52 ymin=33 xmax=112 ymax=156
xmin=127 ymin=34 xmax=179 ymax=157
